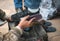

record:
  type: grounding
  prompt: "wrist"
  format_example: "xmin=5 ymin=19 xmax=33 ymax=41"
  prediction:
xmin=17 ymin=24 xmax=23 ymax=29
xmin=16 ymin=26 xmax=23 ymax=34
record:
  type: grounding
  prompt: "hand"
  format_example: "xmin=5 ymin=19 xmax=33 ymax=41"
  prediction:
xmin=18 ymin=15 xmax=35 ymax=29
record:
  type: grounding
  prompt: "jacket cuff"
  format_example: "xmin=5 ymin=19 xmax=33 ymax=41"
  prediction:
xmin=16 ymin=26 xmax=23 ymax=34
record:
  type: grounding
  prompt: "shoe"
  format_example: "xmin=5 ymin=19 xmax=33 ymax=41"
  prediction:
xmin=47 ymin=10 xmax=57 ymax=20
xmin=44 ymin=21 xmax=52 ymax=26
xmin=45 ymin=26 xmax=56 ymax=32
xmin=15 ymin=7 xmax=27 ymax=13
xmin=47 ymin=14 xmax=55 ymax=20
xmin=15 ymin=8 xmax=22 ymax=13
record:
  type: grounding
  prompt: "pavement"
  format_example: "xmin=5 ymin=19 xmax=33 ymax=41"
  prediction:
xmin=48 ymin=18 xmax=60 ymax=41
xmin=0 ymin=0 xmax=60 ymax=41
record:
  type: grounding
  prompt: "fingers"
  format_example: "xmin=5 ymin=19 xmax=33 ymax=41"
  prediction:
xmin=24 ymin=15 xmax=30 ymax=20
xmin=29 ymin=17 xmax=35 ymax=24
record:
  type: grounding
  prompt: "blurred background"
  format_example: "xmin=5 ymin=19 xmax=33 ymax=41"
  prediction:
xmin=0 ymin=0 xmax=60 ymax=41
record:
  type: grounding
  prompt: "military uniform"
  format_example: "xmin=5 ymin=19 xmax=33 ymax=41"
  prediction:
xmin=0 ymin=24 xmax=48 ymax=41
xmin=0 ymin=26 xmax=23 ymax=41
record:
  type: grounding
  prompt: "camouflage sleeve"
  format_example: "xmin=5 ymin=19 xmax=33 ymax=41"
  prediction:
xmin=3 ymin=27 xmax=23 ymax=41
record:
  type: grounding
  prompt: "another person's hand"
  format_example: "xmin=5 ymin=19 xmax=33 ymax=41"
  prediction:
xmin=18 ymin=15 xmax=35 ymax=29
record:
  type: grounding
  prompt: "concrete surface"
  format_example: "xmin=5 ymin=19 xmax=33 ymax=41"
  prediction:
xmin=0 ymin=0 xmax=16 ymax=34
xmin=0 ymin=0 xmax=60 ymax=41
xmin=0 ymin=0 xmax=16 ymax=17
xmin=48 ymin=18 xmax=60 ymax=41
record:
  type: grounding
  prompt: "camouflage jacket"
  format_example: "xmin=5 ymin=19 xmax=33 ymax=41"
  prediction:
xmin=0 ymin=23 xmax=48 ymax=41
xmin=0 ymin=27 xmax=22 ymax=41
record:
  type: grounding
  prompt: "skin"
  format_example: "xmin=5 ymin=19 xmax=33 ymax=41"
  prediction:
xmin=17 ymin=15 xmax=35 ymax=29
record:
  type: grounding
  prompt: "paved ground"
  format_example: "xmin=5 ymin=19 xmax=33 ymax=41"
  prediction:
xmin=48 ymin=18 xmax=60 ymax=41
xmin=0 ymin=0 xmax=16 ymax=34
xmin=0 ymin=0 xmax=16 ymax=16
xmin=0 ymin=0 xmax=60 ymax=41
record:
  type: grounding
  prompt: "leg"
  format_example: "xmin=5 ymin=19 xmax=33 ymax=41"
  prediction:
xmin=14 ymin=0 xmax=22 ymax=13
